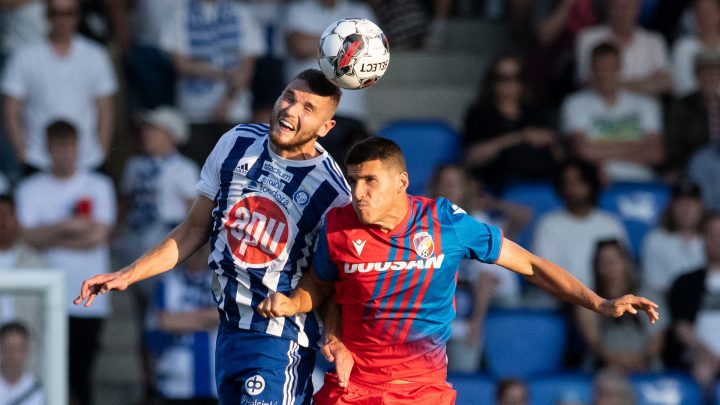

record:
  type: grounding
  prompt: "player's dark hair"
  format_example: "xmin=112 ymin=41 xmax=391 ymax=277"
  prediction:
xmin=293 ymin=69 xmax=342 ymax=107
xmin=345 ymin=137 xmax=407 ymax=172
xmin=591 ymin=41 xmax=620 ymax=64
xmin=46 ymin=120 xmax=78 ymax=142
xmin=553 ymin=159 xmax=602 ymax=205
xmin=0 ymin=321 xmax=29 ymax=341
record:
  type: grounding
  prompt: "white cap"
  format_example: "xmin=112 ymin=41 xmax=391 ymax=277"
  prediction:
xmin=143 ymin=106 xmax=189 ymax=144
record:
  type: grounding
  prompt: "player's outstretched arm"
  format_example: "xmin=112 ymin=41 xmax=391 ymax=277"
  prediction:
xmin=257 ymin=268 xmax=333 ymax=318
xmin=74 ymin=196 xmax=215 ymax=307
xmin=496 ymin=238 xmax=660 ymax=323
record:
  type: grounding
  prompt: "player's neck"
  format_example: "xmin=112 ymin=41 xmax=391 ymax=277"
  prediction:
xmin=269 ymin=141 xmax=320 ymax=161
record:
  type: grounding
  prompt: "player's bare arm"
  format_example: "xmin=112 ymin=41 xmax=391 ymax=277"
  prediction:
xmin=256 ymin=268 xmax=333 ymax=318
xmin=497 ymin=237 xmax=660 ymax=323
xmin=74 ymin=196 xmax=215 ymax=307
xmin=320 ymin=296 xmax=354 ymax=388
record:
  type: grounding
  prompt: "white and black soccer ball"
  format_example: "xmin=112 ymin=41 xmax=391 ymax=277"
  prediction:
xmin=318 ymin=18 xmax=390 ymax=90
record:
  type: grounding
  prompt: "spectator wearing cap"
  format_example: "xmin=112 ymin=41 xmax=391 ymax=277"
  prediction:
xmin=115 ymin=106 xmax=199 ymax=299
xmin=641 ymin=181 xmax=706 ymax=297
xmin=671 ymin=0 xmax=720 ymax=98
xmin=666 ymin=48 xmax=720 ymax=178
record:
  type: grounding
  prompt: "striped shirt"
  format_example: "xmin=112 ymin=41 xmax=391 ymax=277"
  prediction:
xmin=196 ymin=124 xmax=351 ymax=348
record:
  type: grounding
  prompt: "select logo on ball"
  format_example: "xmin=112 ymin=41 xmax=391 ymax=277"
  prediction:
xmin=226 ymin=194 xmax=290 ymax=267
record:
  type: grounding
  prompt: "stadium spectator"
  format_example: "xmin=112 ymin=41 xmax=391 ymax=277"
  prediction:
xmin=15 ymin=120 xmax=116 ymax=405
xmin=527 ymin=0 xmax=603 ymax=106
xmin=666 ymin=48 xmax=720 ymax=178
xmin=641 ymin=181 xmax=705 ymax=297
xmin=0 ymin=322 xmax=43 ymax=405
xmin=666 ymin=213 xmax=720 ymax=392
xmin=160 ymin=0 xmax=264 ymax=164
xmin=368 ymin=0 xmax=452 ymax=50
xmin=427 ymin=164 xmax=527 ymax=372
xmin=115 ymin=106 xmax=198 ymax=299
xmin=591 ymin=368 xmax=637 ymax=405
xmin=533 ymin=159 xmax=628 ymax=291
xmin=1 ymin=0 xmax=117 ymax=174
xmin=575 ymin=239 xmax=666 ymax=373
xmin=283 ymin=0 xmax=375 ymax=164
xmin=671 ymin=0 xmax=720 ymax=98
xmin=496 ymin=378 xmax=529 ymax=405
xmin=463 ymin=52 xmax=563 ymax=194
xmin=255 ymin=137 xmax=659 ymax=403
xmin=145 ymin=244 xmax=219 ymax=405
xmin=688 ymin=143 xmax=720 ymax=211
xmin=575 ymin=0 xmax=671 ymax=96
xmin=561 ymin=42 xmax=665 ymax=183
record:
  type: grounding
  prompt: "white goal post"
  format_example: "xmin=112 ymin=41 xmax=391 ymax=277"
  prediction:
xmin=0 ymin=269 xmax=67 ymax=405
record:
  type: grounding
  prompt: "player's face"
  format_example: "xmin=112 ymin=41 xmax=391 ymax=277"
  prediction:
xmin=347 ymin=159 xmax=408 ymax=226
xmin=269 ymin=79 xmax=336 ymax=154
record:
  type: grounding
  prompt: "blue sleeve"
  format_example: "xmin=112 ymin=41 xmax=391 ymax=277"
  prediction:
xmin=440 ymin=198 xmax=504 ymax=263
xmin=311 ymin=220 xmax=338 ymax=281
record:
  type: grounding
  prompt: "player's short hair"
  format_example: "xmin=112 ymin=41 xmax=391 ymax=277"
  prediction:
xmin=0 ymin=321 xmax=30 ymax=341
xmin=293 ymin=69 xmax=342 ymax=107
xmin=591 ymin=42 xmax=620 ymax=64
xmin=46 ymin=120 xmax=78 ymax=142
xmin=345 ymin=137 xmax=407 ymax=172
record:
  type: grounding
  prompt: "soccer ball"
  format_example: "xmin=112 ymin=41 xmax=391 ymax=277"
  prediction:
xmin=318 ymin=18 xmax=390 ymax=90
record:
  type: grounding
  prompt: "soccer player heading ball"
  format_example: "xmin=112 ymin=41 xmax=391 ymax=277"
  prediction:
xmin=258 ymin=137 xmax=660 ymax=405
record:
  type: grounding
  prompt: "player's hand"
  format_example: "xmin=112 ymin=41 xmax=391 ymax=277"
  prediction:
xmin=256 ymin=292 xmax=299 ymax=318
xmin=73 ymin=270 xmax=131 ymax=307
xmin=322 ymin=338 xmax=354 ymax=389
xmin=598 ymin=294 xmax=659 ymax=324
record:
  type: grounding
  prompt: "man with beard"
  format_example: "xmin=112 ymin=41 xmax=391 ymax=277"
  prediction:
xmin=74 ymin=69 xmax=351 ymax=405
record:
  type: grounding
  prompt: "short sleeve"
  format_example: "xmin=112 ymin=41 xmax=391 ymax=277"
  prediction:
xmin=440 ymin=198 xmax=503 ymax=263
xmin=1 ymin=50 xmax=28 ymax=98
xmin=311 ymin=220 xmax=338 ymax=281
xmin=119 ymin=157 xmax=140 ymax=195
xmin=91 ymin=47 xmax=118 ymax=96
xmin=178 ymin=159 xmax=200 ymax=201
xmin=195 ymin=132 xmax=235 ymax=200
xmin=92 ymin=175 xmax=117 ymax=226
xmin=560 ymin=94 xmax=587 ymax=136
xmin=15 ymin=179 xmax=41 ymax=228
xmin=640 ymin=96 xmax=662 ymax=134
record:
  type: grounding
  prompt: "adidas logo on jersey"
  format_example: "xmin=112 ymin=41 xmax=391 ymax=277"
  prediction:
xmin=343 ymin=254 xmax=445 ymax=273
xmin=235 ymin=162 xmax=249 ymax=175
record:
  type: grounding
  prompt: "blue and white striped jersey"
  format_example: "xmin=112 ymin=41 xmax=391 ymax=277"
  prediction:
xmin=196 ymin=123 xmax=351 ymax=348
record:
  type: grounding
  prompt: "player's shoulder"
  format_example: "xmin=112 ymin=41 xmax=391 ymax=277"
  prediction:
xmin=325 ymin=202 xmax=359 ymax=231
xmin=231 ymin=123 xmax=270 ymax=139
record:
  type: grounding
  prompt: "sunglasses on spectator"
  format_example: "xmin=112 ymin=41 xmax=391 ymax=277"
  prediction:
xmin=48 ymin=8 xmax=78 ymax=18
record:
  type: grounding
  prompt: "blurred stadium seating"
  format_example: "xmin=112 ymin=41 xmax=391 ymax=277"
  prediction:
xmin=378 ymin=119 xmax=461 ymax=196
xmin=482 ymin=309 xmax=567 ymax=379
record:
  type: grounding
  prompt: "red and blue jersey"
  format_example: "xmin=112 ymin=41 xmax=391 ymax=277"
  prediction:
xmin=312 ymin=195 xmax=504 ymax=383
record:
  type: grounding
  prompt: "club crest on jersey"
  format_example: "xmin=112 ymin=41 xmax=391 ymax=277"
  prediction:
xmin=225 ymin=194 xmax=290 ymax=267
xmin=412 ymin=232 xmax=434 ymax=259
xmin=293 ymin=189 xmax=310 ymax=207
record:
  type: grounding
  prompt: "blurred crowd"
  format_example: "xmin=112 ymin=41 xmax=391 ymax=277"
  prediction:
xmin=2 ymin=0 xmax=720 ymax=404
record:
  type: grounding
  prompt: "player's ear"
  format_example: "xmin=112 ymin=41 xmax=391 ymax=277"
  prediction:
xmin=317 ymin=119 xmax=336 ymax=139
xmin=398 ymin=171 xmax=409 ymax=193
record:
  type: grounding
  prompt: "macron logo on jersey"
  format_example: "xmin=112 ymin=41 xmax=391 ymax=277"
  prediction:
xmin=343 ymin=254 xmax=446 ymax=273
xmin=352 ymin=239 xmax=366 ymax=256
